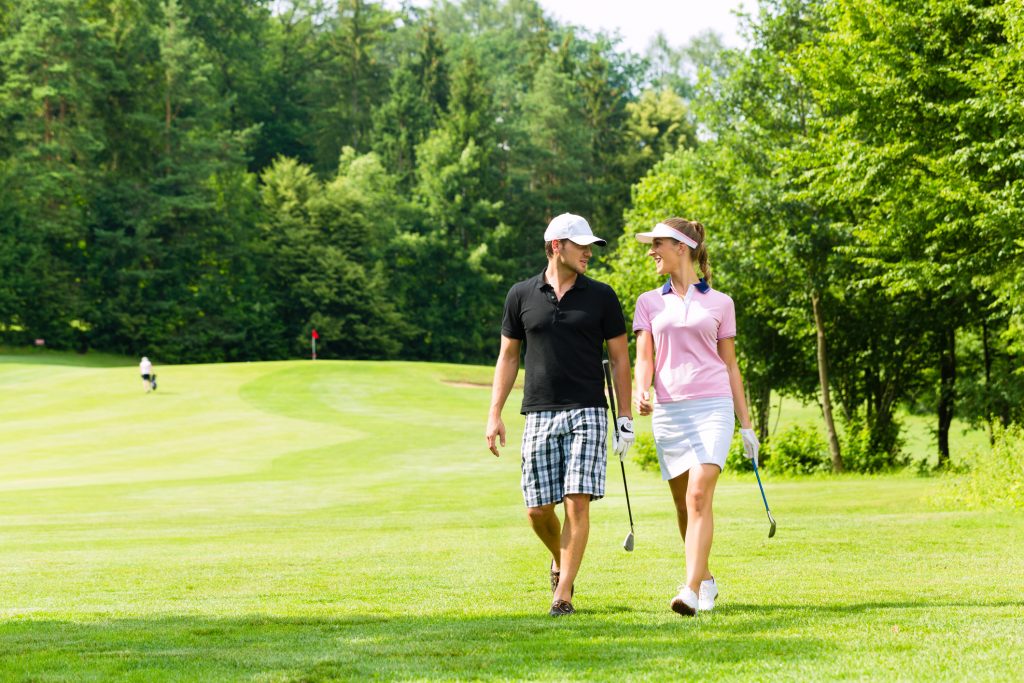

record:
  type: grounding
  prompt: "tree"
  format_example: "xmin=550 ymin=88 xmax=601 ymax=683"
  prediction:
xmin=0 ymin=0 xmax=111 ymax=348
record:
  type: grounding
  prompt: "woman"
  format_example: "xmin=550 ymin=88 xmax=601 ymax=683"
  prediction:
xmin=631 ymin=218 xmax=759 ymax=616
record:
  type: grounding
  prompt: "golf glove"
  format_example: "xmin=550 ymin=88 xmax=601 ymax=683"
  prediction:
xmin=614 ymin=417 xmax=635 ymax=460
xmin=740 ymin=428 xmax=760 ymax=466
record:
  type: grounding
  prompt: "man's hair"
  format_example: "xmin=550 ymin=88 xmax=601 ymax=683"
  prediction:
xmin=545 ymin=239 xmax=565 ymax=258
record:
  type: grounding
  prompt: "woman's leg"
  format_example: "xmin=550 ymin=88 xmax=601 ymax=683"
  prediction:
xmin=667 ymin=471 xmax=689 ymax=541
xmin=684 ymin=463 xmax=720 ymax=592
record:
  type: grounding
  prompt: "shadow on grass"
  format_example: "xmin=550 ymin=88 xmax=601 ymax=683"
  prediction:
xmin=5 ymin=599 xmax=1019 ymax=680
xmin=0 ymin=609 xmax=830 ymax=681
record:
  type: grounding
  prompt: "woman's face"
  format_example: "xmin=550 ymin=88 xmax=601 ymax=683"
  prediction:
xmin=647 ymin=237 xmax=683 ymax=275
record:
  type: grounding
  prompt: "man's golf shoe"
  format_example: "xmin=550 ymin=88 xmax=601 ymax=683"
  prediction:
xmin=549 ymin=599 xmax=575 ymax=617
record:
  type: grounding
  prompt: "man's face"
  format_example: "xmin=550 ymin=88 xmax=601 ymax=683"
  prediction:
xmin=556 ymin=239 xmax=593 ymax=275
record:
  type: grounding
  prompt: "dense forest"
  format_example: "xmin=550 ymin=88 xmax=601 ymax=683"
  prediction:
xmin=1 ymin=0 xmax=1022 ymax=468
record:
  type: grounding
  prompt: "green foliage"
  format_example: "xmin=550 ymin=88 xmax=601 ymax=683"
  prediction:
xmin=2 ymin=0 xmax=1023 ymax=428
xmin=840 ymin=416 xmax=908 ymax=474
xmin=951 ymin=424 xmax=1024 ymax=510
xmin=765 ymin=425 xmax=830 ymax=475
xmin=630 ymin=431 xmax=659 ymax=473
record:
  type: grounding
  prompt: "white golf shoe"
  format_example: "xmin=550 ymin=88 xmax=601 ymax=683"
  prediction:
xmin=698 ymin=578 xmax=718 ymax=612
xmin=670 ymin=585 xmax=698 ymax=616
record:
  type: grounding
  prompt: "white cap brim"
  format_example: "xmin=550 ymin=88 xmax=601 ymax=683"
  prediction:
xmin=635 ymin=223 xmax=698 ymax=249
xmin=567 ymin=235 xmax=607 ymax=247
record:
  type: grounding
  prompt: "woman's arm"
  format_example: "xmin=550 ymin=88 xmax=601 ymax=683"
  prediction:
xmin=717 ymin=337 xmax=753 ymax=430
xmin=634 ymin=330 xmax=655 ymax=416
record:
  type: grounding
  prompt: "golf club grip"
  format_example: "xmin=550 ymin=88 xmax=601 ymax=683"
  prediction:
xmin=602 ymin=360 xmax=618 ymax=424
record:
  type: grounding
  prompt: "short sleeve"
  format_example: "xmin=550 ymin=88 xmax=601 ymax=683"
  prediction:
xmin=718 ymin=295 xmax=736 ymax=339
xmin=601 ymin=286 xmax=628 ymax=340
xmin=500 ymin=285 xmax=525 ymax=340
xmin=633 ymin=293 xmax=652 ymax=333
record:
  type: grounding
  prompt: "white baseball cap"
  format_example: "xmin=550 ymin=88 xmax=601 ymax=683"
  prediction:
xmin=544 ymin=213 xmax=607 ymax=246
xmin=635 ymin=222 xmax=698 ymax=249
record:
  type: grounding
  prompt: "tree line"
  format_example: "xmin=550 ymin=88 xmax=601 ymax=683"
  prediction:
xmin=0 ymin=0 xmax=698 ymax=364
xmin=602 ymin=0 xmax=1024 ymax=470
xmin=1 ymin=0 xmax=1021 ymax=468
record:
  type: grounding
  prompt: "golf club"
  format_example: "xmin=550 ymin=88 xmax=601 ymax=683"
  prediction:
xmin=603 ymin=360 xmax=635 ymax=552
xmin=751 ymin=457 xmax=776 ymax=538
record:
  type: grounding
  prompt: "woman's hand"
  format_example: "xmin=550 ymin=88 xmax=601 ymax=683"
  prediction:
xmin=635 ymin=391 xmax=653 ymax=416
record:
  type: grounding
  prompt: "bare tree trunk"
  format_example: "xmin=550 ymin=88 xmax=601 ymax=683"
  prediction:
xmin=812 ymin=290 xmax=843 ymax=472
xmin=750 ymin=382 xmax=771 ymax=442
xmin=982 ymin=318 xmax=993 ymax=446
xmin=937 ymin=326 xmax=956 ymax=467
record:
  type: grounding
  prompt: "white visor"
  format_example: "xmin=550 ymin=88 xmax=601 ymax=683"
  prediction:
xmin=635 ymin=223 xmax=698 ymax=249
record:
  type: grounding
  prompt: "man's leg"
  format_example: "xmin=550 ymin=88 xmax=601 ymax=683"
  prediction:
xmin=526 ymin=503 xmax=561 ymax=570
xmin=553 ymin=493 xmax=589 ymax=603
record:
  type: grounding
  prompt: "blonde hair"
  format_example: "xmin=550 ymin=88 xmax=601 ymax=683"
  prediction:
xmin=662 ymin=217 xmax=711 ymax=284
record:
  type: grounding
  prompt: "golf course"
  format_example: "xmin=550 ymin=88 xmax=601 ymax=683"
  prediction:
xmin=1 ymin=350 xmax=1021 ymax=681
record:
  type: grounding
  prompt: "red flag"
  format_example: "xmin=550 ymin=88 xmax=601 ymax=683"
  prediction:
xmin=311 ymin=329 xmax=319 ymax=340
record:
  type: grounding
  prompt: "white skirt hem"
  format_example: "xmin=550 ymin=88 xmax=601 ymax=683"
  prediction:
xmin=652 ymin=397 xmax=734 ymax=481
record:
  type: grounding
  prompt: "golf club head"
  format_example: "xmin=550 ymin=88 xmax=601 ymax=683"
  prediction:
xmin=768 ymin=513 xmax=777 ymax=538
xmin=622 ymin=531 xmax=634 ymax=552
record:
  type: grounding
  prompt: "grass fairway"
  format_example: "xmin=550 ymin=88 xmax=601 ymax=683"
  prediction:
xmin=0 ymin=352 xmax=1021 ymax=681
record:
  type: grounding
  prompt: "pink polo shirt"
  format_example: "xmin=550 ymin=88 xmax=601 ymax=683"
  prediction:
xmin=632 ymin=280 xmax=736 ymax=402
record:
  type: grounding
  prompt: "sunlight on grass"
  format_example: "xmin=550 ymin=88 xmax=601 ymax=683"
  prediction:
xmin=0 ymin=353 xmax=1020 ymax=681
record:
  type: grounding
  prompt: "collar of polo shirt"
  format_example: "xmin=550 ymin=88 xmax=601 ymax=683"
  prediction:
xmin=662 ymin=277 xmax=710 ymax=295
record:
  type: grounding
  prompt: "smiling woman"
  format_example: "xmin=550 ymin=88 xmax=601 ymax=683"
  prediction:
xmin=631 ymin=216 xmax=759 ymax=616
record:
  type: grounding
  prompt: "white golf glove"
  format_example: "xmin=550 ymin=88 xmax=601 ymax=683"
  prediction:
xmin=740 ymin=428 xmax=760 ymax=466
xmin=614 ymin=417 xmax=635 ymax=461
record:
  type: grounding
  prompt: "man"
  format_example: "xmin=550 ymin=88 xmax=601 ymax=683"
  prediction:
xmin=486 ymin=213 xmax=634 ymax=617
xmin=139 ymin=356 xmax=155 ymax=393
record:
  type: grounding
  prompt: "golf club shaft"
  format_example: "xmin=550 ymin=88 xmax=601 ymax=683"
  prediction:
xmin=602 ymin=360 xmax=634 ymax=529
xmin=752 ymin=458 xmax=772 ymax=514
xmin=620 ymin=460 xmax=634 ymax=529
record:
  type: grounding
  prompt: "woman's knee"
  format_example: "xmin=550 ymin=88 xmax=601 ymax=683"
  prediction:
xmin=686 ymin=487 xmax=712 ymax=513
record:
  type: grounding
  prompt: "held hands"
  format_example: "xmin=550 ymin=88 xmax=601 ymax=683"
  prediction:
xmin=634 ymin=391 xmax=653 ymax=416
xmin=614 ymin=416 xmax=635 ymax=461
xmin=740 ymin=428 xmax=760 ymax=466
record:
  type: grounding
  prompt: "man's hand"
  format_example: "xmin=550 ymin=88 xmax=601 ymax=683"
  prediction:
xmin=740 ymin=428 xmax=760 ymax=466
xmin=486 ymin=416 xmax=506 ymax=457
xmin=614 ymin=416 xmax=635 ymax=461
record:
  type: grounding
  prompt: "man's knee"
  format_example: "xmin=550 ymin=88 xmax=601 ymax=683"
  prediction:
xmin=527 ymin=503 xmax=557 ymax=524
xmin=563 ymin=493 xmax=591 ymax=518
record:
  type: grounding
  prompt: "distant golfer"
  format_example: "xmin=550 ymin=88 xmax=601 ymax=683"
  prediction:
xmin=486 ymin=213 xmax=634 ymax=618
xmin=631 ymin=218 xmax=758 ymax=616
xmin=139 ymin=356 xmax=155 ymax=393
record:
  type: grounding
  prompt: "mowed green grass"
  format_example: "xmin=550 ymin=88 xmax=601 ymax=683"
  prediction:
xmin=0 ymin=352 xmax=1021 ymax=681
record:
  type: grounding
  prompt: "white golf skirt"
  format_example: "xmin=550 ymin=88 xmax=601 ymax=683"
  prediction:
xmin=652 ymin=397 xmax=735 ymax=480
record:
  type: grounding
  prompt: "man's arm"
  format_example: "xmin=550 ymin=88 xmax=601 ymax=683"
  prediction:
xmin=486 ymin=335 xmax=522 ymax=457
xmin=607 ymin=333 xmax=632 ymax=419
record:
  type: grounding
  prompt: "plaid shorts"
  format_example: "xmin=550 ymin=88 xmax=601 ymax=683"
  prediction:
xmin=521 ymin=408 xmax=608 ymax=508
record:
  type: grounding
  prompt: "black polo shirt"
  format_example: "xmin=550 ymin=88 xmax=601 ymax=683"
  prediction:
xmin=501 ymin=271 xmax=627 ymax=413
